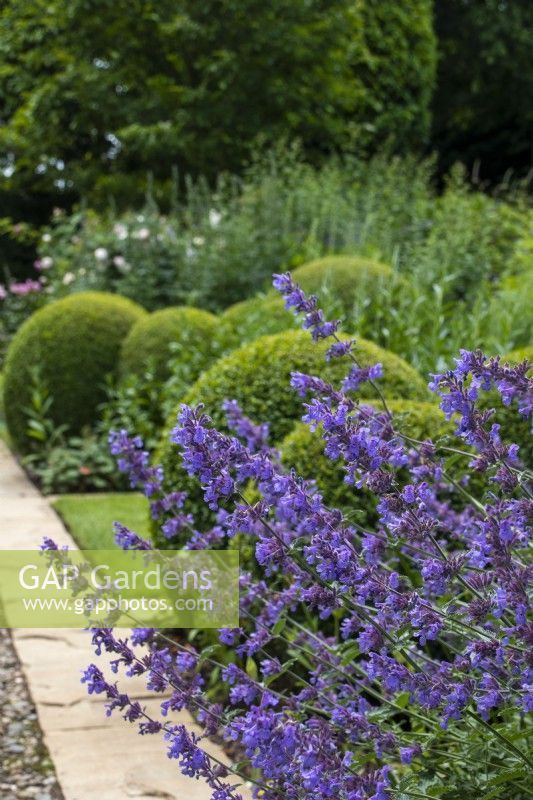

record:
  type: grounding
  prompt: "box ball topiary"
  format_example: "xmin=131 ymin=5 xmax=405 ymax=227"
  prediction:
xmin=153 ymin=330 xmax=428 ymax=544
xmin=120 ymin=306 xmax=218 ymax=382
xmin=280 ymin=400 xmax=453 ymax=522
xmin=215 ymin=295 xmax=297 ymax=351
xmin=3 ymin=292 xmax=146 ymax=453
xmin=180 ymin=329 xmax=428 ymax=442
xmin=290 ymin=256 xmax=397 ymax=315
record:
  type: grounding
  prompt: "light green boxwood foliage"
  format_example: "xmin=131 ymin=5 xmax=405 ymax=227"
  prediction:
xmin=120 ymin=306 xmax=218 ymax=382
xmin=503 ymin=346 xmax=533 ymax=366
xmin=215 ymin=295 xmax=297 ymax=351
xmin=180 ymin=329 xmax=428 ymax=442
xmin=280 ymin=400 xmax=452 ymax=522
xmin=291 ymin=256 xmax=395 ymax=316
xmin=3 ymin=292 xmax=145 ymax=453
xmin=153 ymin=330 xmax=428 ymax=542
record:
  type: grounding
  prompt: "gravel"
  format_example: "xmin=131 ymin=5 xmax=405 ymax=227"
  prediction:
xmin=0 ymin=627 xmax=64 ymax=800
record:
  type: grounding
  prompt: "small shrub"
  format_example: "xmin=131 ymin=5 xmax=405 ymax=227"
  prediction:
xmin=35 ymin=208 xmax=189 ymax=311
xmin=3 ymin=292 xmax=145 ymax=453
xmin=13 ymin=366 xmax=127 ymax=494
xmin=120 ymin=306 xmax=218 ymax=382
xmin=215 ymin=295 xmax=297 ymax=350
xmin=98 ymin=370 xmax=168 ymax=455
xmin=24 ymin=433 xmax=122 ymax=494
xmin=407 ymin=168 xmax=532 ymax=302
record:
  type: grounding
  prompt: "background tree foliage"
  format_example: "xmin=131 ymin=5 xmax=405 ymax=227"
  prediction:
xmin=0 ymin=0 xmax=436 ymax=213
xmin=433 ymin=0 xmax=533 ymax=181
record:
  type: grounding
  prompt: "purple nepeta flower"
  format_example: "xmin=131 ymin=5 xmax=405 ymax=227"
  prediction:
xmin=130 ymin=628 xmax=154 ymax=646
xmin=342 ymin=363 xmax=383 ymax=393
xmin=109 ymin=430 xmax=164 ymax=495
xmin=81 ymin=664 xmax=108 ymax=695
xmin=273 ymin=272 xmax=340 ymax=340
xmin=113 ymin=522 xmax=151 ymax=550
xmin=327 ymin=340 xmax=355 ymax=360
xmin=223 ymin=399 xmax=271 ymax=453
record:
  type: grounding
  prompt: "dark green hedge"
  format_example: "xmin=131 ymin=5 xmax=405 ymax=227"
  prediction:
xmin=3 ymin=292 xmax=145 ymax=452
xmin=0 ymin=0 xmax=436 ymax=216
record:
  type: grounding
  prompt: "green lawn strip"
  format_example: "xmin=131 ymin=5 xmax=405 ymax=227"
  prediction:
xmin=52 ymin=492 xmax=150 ymax=550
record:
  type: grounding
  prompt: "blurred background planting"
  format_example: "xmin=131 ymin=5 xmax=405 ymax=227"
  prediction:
xmin=2 ymin=153 xmax=531 ymax=373
xmin=1 ymin=0 xmax=531 ymax=275
xmin=0 ymin=0 xmax=531 ymax=497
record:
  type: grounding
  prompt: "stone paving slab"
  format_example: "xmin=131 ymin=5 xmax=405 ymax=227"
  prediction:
xmin=0 ymin=441 xmax=251 ymax=800
xmin=14 ymin=629 xmax=155 ymax=709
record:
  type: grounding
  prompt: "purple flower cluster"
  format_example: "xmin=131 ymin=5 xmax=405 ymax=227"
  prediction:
xmin=80 ymin=631 xmax=244 ymax=799
xmin=273 ymin=272 xmax=341 ymax=341
xmin=81 ymin=276 xmax=532 ymax=799
xmin=109 ymin=430 xmax=164 ymax=497
xmin=430 ymin=349 xmax=532 ymax=486
xmin=108 ymin=430 xmax=190 ymax=542
xmin=223 ymin=399 xmax=271 ymax=454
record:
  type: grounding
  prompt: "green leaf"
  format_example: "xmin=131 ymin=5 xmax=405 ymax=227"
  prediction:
xmin=396 ymin=691 xmax=410 ymax=709
xmin=272 ymin=615 xmax=287 ymax=636
xmin=245 ymin=657 xmax=258 ymax=682
xmin=485 ymin=768 xmax=527 ymax=787
xmin=198 ymin=643 xmax=221 ymax=662
xmin=340 ymin=643 xmax=360 ymax=665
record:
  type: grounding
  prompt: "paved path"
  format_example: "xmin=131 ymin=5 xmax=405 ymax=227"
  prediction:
xmin=0 ymin=441 xmax=249 ymax=800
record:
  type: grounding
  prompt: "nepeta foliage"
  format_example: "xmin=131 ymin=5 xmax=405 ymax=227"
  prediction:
xmin=71 ymin=275 xmax=532 ymax=799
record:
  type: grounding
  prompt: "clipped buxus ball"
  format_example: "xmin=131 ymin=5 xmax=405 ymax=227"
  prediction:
xmin=180 ymin=329 xmax=428 ymax=442
xmin=153 ymin=329 xmax=428 ymax=541
xmin=120 ymin=306 xmax=218 ymax=382
xmin=280 ymin=400 xmax=452 ymax=521
xmin=215 ymin=295 xmax=297 ymax=351
xmin=3 ymin=292 xmax=145 ymax=453
xmin=291 ymin=255 xmax=396 ymax=315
